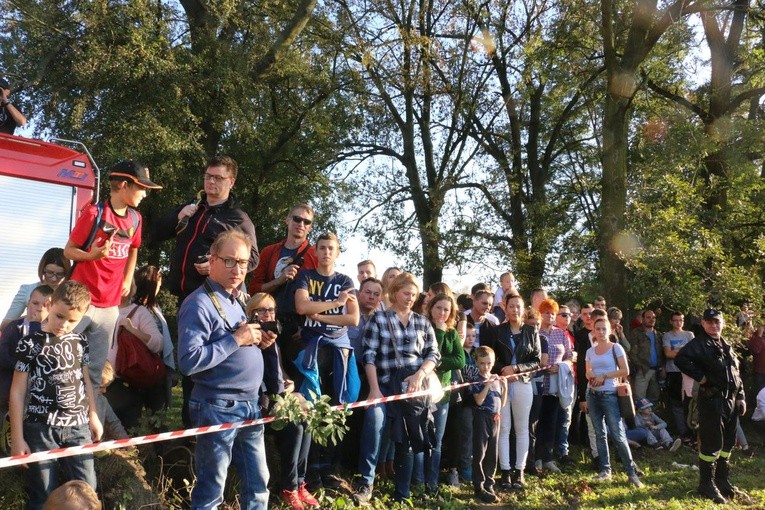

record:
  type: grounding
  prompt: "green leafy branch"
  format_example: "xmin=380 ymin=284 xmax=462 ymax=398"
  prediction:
xmin=268 ymin=392 xmax=351 ymax=447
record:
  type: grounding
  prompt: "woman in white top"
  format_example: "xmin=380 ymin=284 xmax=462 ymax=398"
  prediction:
xmin=584 ymin=317 xmax=642 ymax=487
xmin=105 ymin=265 xmax=173 ymax=430
xmin=1 ymin=248 xmax=69 ymax=329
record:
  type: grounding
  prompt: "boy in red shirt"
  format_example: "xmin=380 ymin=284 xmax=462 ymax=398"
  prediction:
xmin=64 ymin=160 xmax=161 ymax=398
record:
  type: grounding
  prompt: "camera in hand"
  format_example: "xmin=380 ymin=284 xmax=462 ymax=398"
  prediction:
xmin=248 ymin=313 xmax=282 ymax=335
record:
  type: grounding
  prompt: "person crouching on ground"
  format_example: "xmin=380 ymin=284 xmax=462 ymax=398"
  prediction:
xmin=632 ymin=398 xmax=681 ymax=451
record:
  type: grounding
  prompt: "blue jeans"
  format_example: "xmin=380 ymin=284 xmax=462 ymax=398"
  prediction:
xmin=189 ymin=398 xmax=269 ymax=510
xmin=555 ymin=397 xmax=574 ymax=457
xmin=586 ymin=390 xmax=636 ymax=476
xmin=276 ymin=422 xmax=311 ymax=490
xmin=394 ymin=442 xmax=415 ymax=500
xmin=357 ymin=402 xmax=387 ymax=486
xmin=413 ymin=400 xmax=448 ymax=486
xmin=626 ymin=427 xmax=651 ymax=444
xmin=24 ymin=422 xmax=96 ymax=510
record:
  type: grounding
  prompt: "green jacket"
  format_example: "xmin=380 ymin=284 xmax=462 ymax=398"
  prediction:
xmin=435 ymin=328 xmax=466 ymax=402
xmin=628 ymin=326 xmax=664 ymax=375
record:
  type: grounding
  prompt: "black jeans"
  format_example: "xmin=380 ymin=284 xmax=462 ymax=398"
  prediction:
xmin=472 ymin=410 xmax=499 ymax=490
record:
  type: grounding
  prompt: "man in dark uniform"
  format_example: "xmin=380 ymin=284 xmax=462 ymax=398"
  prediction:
xmin=675 ymin=309 xmax=747 ymax=503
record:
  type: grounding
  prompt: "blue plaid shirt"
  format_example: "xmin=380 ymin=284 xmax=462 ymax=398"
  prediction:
xmin=362 ymin=309 xmax=440 ymax=386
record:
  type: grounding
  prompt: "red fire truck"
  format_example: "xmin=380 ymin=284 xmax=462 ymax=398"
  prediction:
xmin=0 ymin=133 xmax=98 ymax=317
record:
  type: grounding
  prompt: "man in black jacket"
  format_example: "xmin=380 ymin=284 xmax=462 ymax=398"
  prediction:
xmin=152 ymin=155 xmax=259 ymax=427
xmin=675 ymin=309 xmax=746 ymax=504
xmin=152 ymin=155 xmax=259 ymax=303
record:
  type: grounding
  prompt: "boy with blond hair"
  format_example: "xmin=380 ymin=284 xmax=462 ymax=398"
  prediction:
xmin=43 ymin=480 xmax=101 ymax=510
xmin=10 ymin=281 xmax=103 ymax=509
xmin=469 ymin=346 xmax=506 ymax=503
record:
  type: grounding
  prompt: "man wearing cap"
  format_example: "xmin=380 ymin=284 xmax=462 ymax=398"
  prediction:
xmin=675 ymin=309 xmax=747 ymax=504
xmin=65 ymin=160 xmax=161 ymax=399
xmin=0 ymin=78 xmax=27 ymax=135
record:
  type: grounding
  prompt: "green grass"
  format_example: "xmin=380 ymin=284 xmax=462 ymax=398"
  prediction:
xmin=304 ymin=443 xmax=765 ymax=510
xmin=1 ymin=385 xmax=763 ymax=509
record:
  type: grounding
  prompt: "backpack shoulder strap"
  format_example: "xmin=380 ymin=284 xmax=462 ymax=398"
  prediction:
xmin=82 ymin=201 xmax=106 ymax=251
xmin=68 ymin=201 xmax=105 ymax=277
xmin=127 ymin=207 xmax=140 ymax=232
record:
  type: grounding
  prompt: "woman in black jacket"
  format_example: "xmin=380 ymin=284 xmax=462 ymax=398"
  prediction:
xmin=486 ymin=293 xmax=541 ymax=490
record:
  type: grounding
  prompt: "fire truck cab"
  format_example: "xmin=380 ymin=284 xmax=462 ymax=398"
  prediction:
xmin=0 ymin=133 xmax=97 ymax=318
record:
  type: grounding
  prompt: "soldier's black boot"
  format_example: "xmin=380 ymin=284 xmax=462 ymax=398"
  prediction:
xmin=698 ymin=460 xmax=727 ymax=504
xmin=715 ymin=457 xmax=749 ymax=502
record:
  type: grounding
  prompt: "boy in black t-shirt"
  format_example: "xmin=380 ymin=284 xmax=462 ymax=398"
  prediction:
xmin=9 ymin=281 xmax=103 ymax=510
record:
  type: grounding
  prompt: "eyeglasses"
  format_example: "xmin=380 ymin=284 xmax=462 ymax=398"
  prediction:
xmin=292 ymin=215 xmax=313 ymax=226
xmin=204 ymin=173 xmax=230 ymax=183
xmin=217 ymin=257 xmax=249 ymax=269
xmin=253 ymin=307 xmax=276 ymax=314
xmin=43 ymin=270 xmax=66 ymax=280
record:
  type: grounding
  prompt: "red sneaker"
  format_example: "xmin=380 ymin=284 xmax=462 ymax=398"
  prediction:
xmin=298 ymin=482 xmax=320 ymax=508
xmin=280 ymin=489 xmax=305 ymax=510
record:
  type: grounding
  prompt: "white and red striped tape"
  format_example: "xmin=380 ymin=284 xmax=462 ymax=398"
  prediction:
xmin=0 ymin=365 xmax=551 ymax=468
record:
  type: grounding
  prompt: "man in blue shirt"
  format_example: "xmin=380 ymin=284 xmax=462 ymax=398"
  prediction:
xmin=178 ymin=230 xmax=276 ymax=510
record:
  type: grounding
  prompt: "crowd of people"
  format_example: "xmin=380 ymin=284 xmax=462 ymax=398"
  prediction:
xmin=0 ymin=154 xmax=764 ymax=510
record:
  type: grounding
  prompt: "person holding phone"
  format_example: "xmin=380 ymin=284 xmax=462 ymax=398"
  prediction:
xmin=0 ymin=77 xmax=26 ymax=135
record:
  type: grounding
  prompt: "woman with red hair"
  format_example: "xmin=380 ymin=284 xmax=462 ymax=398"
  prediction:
xmin=534 ymin=298 xmax=573 ymax=473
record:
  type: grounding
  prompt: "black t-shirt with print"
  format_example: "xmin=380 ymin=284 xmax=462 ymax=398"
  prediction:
xmin=14 ymin=331 xmax=91 ymax=426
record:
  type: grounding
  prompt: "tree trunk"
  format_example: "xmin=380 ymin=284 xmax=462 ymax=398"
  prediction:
xmin=599 ymin=92 xmax=630 ymax=313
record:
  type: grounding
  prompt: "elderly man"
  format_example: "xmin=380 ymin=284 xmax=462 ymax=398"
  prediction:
xmin=178 ymin=230 xmax=276 ymax=510
xmin=675 ymin=309 xmax=746 ymax=504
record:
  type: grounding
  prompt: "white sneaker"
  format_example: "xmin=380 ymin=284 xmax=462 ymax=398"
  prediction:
xmin=593 ymin=470 xmax=612 ymax=482
xmin=669 ymin=438 xmax=682 ymax=452
xmin=543 ymin=461 xmax=561 ymax=473
xmin=628 ymin=473 xmax=643 ymax=487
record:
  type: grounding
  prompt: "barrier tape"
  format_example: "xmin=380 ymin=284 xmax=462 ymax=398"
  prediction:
xmin=0 ymin=364 xmax=553 ymax=468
